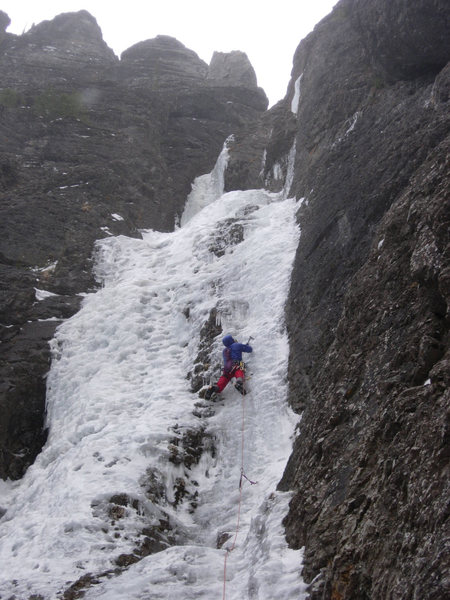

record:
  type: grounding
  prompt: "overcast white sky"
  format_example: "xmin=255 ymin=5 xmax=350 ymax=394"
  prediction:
xmin=2 ymin=0 xmax=337 ymax=106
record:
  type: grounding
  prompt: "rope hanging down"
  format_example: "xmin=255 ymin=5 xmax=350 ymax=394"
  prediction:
xmin=222 ymin=373 xmax=257 ymax=600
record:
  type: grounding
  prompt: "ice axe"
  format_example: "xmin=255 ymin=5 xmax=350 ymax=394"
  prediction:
xmin=246 ymin=336 xmax=254 ymax=345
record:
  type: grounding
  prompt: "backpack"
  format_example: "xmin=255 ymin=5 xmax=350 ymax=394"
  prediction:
xmin=223 ymin=347 xmax=233 ymax=373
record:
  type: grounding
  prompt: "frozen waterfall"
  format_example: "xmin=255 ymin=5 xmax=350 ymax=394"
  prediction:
xmin=0 ymin=146 xmax=306 ymax=599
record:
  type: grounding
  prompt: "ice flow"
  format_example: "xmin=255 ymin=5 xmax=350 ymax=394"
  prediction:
xmin=0 ymin=155 xmax=306 ymax=599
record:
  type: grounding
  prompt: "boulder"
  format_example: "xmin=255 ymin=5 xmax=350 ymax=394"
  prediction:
xmin=207 ymin=50 xmax=258 ymax=87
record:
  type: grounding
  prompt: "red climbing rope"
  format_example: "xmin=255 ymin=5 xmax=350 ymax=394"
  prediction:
xmin=222 ymin=378 xmax=257 ymax=600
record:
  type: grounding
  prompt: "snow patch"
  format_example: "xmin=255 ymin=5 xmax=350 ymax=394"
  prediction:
xmin=37 ymin=317 xmax=63 ymax=322
xmin=333 ymin=111 xmax=362 ymax=146
xmin=345 ymin=111 xmax=361 ymax=136
xmin=35 ymin=288 xmax=59 ymax=301
xmin=31 ymin=261 xmax=58 ymax=274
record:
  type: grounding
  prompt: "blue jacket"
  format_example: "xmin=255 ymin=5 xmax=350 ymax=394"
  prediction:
xmin=222 ymin=334 xmax=252 ymax=372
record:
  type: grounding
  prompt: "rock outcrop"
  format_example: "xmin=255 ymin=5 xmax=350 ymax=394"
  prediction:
xmin=207 ymin=50 xmax=258 ymax=88
xmin=0 ymin=10 xmax=267 ymax=479
xmin=272 ymin=2 xmax=449 ymax=599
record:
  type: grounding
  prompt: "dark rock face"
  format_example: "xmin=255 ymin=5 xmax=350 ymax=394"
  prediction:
xmin=281 ymin=136 xmax=449 ymax=599
xmin=267 ymin=1 xmax=449 ymax=599
xmin=0 ymin=11 xmax=267 ymax=479
xmin=348 ymin=0 xmax=450 ymax=80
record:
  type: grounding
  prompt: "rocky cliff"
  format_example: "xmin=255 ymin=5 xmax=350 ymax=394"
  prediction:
xmin=0 ymin=9 xmax=267 ymax=479
xmin=272 ymin=1 xmax=449 ymax=598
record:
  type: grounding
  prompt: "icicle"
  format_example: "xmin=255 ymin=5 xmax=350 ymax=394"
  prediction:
xmin=291 ymin=74 xmax=303 ymax=115
xmin=282 ymin=140 xmax=297 ymax=199
xmin=259 ymin=148 xmax=267 ymax=178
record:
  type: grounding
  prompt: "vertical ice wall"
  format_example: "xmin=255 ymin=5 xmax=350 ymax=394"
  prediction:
xmin=180 ymin=135 xmax=234 ymax=226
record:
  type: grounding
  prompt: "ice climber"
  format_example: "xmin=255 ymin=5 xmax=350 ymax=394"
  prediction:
xmin=205 ymin=334 xmax=253 ymax=399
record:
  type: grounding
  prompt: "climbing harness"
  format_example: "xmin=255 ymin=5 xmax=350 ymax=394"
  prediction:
xmin=229 ymin=359 xmax=245 ymax=374
xmin=222 ymin=373 xmax=257 ymax=600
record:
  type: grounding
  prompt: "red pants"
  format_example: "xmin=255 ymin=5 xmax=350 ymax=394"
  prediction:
xmin=216 ymin=369 xmax=245 ymax=392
